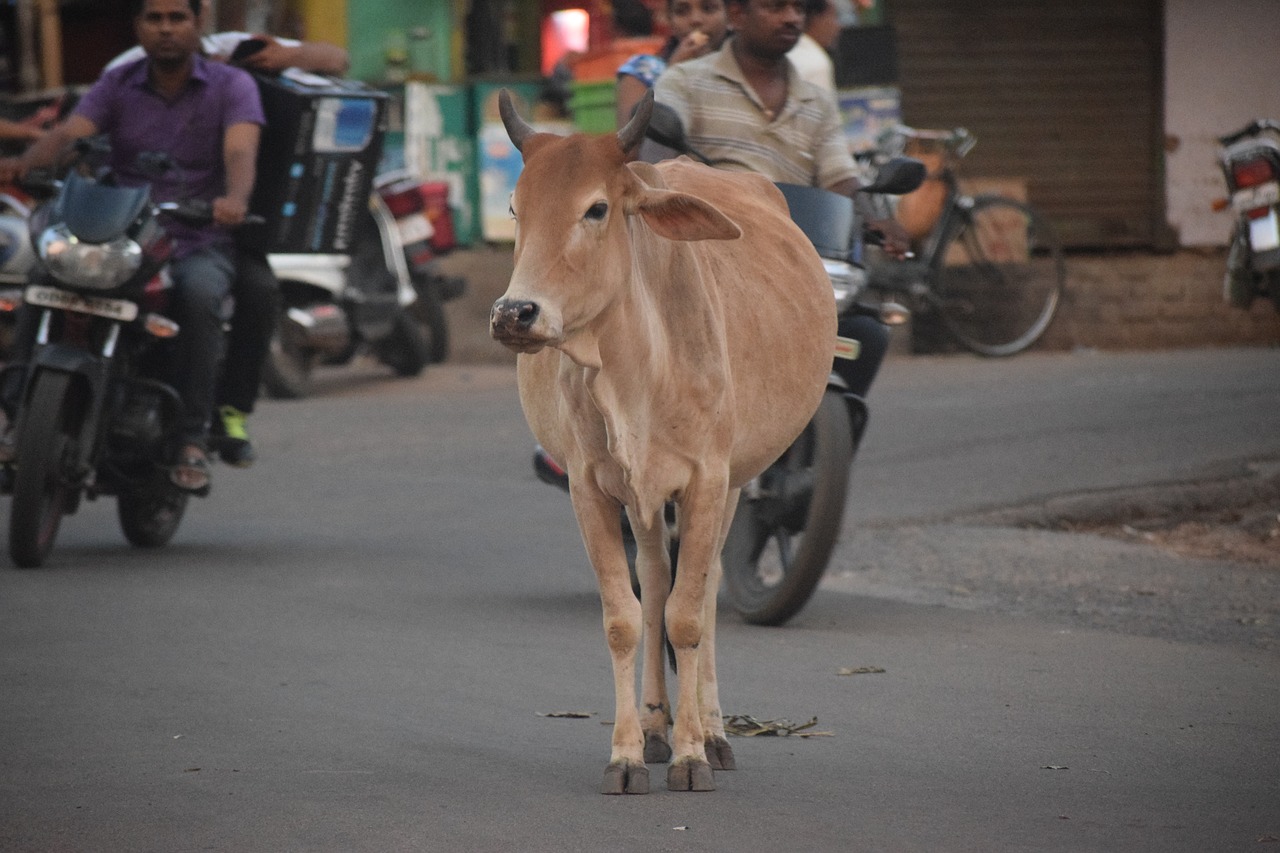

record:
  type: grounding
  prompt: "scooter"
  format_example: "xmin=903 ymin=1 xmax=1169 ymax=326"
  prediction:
xmin=1215 ymin=119 xmax=1280 ymax=310
xmin=535 ymin=105 xmax=923 ymax=625
xmin=260 ymin=171 xmax=465 ymax=399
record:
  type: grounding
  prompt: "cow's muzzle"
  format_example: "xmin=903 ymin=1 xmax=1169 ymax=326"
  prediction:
xmin=490 ymin=298 xmax=547 ymax=351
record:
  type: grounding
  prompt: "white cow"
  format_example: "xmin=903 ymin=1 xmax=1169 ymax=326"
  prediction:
xmin=491 ymin=90 xmax=833 ymax=794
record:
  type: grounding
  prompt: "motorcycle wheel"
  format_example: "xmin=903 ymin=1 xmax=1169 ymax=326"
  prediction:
xmin=411 ymin=283 xmax=451 ymax=364
xmin=118 ymin=484 xmax=189 ymax=548
xmin=261 ymin=311 xmax=316 ymax=400
xmin=9 ymin=371 xmax=81 ymax=568
xmin=376 ymin=312 xmax=431 ymax=377
xmin=722 ymin=391 xmax=853 ymax=626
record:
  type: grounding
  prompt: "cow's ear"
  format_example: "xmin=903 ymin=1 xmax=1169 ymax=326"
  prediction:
xmin=633 ymin=189 xmax=742 ymax=242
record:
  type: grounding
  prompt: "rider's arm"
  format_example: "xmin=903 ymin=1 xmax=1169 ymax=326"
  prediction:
xmin=239 ymin=37 xmax=350 ymax=75
xmin=214 ymin=121 xmax=260 ymax=227
xmin=0 ymin=113 xmax=98 ymax=183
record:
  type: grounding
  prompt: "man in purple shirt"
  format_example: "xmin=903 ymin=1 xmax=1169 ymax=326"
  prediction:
xmin=0 ymin=0 xmax=264 ymax=493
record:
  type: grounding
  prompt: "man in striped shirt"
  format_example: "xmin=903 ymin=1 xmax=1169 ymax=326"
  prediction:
xmin=653 ymin=0 xmax=908 ymax=256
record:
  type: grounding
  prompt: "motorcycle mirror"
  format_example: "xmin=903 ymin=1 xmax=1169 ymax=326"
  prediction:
xmin=862 ymin=157 xmax=928 ymax=196
xmin=645 ymin=103 xmax=712 ymax=165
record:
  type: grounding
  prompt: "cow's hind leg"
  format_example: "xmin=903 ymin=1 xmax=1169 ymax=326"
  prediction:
xmin=700 ymin=488 xmax=739 ymax=772
xmin=665 ymin=476 xmax=729 ymax=792
xmin=628 ymin=505 xmax=673 ymax=764
xmin=573 ymin=488 xmax=648 ymax=794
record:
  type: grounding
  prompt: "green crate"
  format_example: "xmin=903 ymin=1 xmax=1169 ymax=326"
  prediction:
xmin=569 ymin=80 xmax=617 ymax=133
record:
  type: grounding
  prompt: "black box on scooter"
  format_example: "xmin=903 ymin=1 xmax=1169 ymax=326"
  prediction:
xmin=244 ymin=69 xmax=388 ymax=254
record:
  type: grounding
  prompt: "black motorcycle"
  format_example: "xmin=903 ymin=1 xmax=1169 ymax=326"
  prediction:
xmin=1216 ymin=119 xmax=1280 ymax=310
xmin=0 ymin=145 xmax=241 ymax=567
xmin=537 ymin=105 xmax=923 ymax=625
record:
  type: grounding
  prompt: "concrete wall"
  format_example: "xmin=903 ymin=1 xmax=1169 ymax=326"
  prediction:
xmin=1165 ymin=0 xmax=1280 ymax=248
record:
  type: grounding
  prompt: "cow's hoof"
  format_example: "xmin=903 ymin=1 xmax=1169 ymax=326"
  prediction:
xmin=602 ymin=760 xmax=649 ymax=795
xmin=705 ymin=736 xmax=736 ymax=771
xmin=644 ymin=732 xmax=672 ymax=764
xmin=667 ymin=757 xmax=715 ymax=792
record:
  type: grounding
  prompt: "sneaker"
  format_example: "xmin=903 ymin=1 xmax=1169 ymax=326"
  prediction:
xmin=216 ymin=405 xmax=256 ymax=468
xmin=533 ymin=446 xmax=569 ymax=492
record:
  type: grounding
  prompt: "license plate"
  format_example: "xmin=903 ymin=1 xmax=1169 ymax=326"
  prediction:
xmin=395 ymin=213 xmax=434 ymax=246
xmin=1232 ymin=180 xmax=1280 ymax=213
xmin=1249 ymin=208 xmax=1280 ymax=252
xmin=24 ymin=285 xmax=138 ymax=322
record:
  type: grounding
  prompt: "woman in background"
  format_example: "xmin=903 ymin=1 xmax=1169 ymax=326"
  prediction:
xmin=614 ymin=0 xmax=729 ymax=127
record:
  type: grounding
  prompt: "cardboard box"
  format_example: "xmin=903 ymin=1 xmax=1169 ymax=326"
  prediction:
xmin=247 ymin=69 xmax=388 ymax=253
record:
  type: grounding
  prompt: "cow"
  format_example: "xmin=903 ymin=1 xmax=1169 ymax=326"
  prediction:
xmin=490 ymin=89 xmax=833 ymax=794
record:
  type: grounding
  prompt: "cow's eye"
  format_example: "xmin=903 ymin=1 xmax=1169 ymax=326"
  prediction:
xmin=584 ymin=201 xmax=608 ymax=221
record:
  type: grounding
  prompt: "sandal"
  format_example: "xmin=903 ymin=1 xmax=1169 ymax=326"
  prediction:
xmin=169 ymin=444 xmax=211 ymax=494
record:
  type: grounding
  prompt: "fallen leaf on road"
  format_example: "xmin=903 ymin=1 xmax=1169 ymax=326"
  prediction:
xmin=1041 ymin=765 xmax=1069 ymax=770
xmin=838 ymin=666 xmax=886 ymax=676
xmin=537 ymin=711 xmax=594 ymax=719
xmin=722 ymin=714 xmax=832 ymax=737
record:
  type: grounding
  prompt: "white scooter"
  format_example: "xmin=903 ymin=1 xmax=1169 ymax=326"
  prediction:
xmin=262 ymin=171 xmax=465 ymax=399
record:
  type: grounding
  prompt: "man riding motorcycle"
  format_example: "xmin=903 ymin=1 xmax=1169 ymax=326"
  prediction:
xmin=0 ymin=0 xmax=263 ymax=493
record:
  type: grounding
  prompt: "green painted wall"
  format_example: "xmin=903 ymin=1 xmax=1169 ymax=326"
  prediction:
xmin=346 ymin=1 xmax=454 ymax=84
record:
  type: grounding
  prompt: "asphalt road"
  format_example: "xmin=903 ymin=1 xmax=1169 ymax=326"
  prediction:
xmin=1 ymin=348 xmax=1277 ymax=852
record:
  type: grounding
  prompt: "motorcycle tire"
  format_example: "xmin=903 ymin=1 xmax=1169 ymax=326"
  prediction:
xmin=376 ymin=311 xmax=432 ymax=377
xmin=261 ymin=310 xmax=316 ymax=400
xmin=411 ymin=282 xmax=451 ymax=364
xmin=722 ymin=391 xmax=853 ymax=626
xmin=118 ymin=484 xmax=189 ymax=548
xmin=9 ymin=370 xmax=81 ymax=568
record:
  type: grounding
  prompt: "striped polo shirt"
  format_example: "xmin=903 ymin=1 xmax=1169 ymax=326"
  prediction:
xmin=653 ymin=38 xmax=859 ymax=191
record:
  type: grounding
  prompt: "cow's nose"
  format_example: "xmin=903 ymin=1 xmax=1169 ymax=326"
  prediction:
xmin=491 ymin=298 xmax=540 ymax=333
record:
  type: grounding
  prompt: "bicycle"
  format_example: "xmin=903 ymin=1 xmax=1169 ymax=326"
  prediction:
xmin=864 ymin=125 xmax=1065 ymax=357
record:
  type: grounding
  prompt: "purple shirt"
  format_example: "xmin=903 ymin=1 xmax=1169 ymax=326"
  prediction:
xmin=74 ymin=55 xmax=264 ymax=258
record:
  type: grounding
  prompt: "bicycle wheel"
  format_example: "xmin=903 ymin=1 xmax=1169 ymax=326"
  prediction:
xmin=928 ymin=195 xmax=1064 ymax=357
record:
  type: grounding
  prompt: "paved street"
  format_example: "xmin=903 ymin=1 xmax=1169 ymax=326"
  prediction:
xmin=1 ymin=348 xmax=1277 ymax=852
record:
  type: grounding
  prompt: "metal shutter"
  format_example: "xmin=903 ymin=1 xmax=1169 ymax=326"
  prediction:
xmin=887 ymin=0 xmax=1165 ymax=248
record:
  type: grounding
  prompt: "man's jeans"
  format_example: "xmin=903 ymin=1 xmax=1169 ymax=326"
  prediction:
xmin=168 ymin=246 xmax=235 ymax=445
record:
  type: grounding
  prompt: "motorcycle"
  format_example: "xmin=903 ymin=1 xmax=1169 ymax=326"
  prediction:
xmin=1215 ymin=119 xmax=1280 ymax=310
xmin=0 ymin=190 xmax=36 ymax=355
xmin=0 ymin=143 xmax=249 ymax=567
xmin=535 ymin=105 xmax=924 ymax=625
xmin=260 ymin=170 xmax=466 ymax=399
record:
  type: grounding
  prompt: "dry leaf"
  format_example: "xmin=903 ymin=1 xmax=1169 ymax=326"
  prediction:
xmin=722 ymin=714 xmax=832 ymax=737
xmin=537 ymin=711 xmax=594 ymax=719
xmin=837 ymin=666 xmax=886 ymax=676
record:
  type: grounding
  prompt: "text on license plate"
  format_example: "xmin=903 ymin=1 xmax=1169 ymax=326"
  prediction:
xmin=24 ymin=285 xmax=139 ymax=321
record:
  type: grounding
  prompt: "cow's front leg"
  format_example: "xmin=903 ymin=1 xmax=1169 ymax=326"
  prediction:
xmin=627 ymin=505 xmax=673 ymax=765
xmin=572 ymin=486 xmax=647 ymax=794
xmin=664 ymin=476 xmax=729 ymax=792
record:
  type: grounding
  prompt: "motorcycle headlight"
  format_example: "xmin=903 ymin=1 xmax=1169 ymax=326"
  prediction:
xmin=38 ymin=223 xmax=142 ymax=291
xmin=823 ymin=258 xmax=866 ymax=313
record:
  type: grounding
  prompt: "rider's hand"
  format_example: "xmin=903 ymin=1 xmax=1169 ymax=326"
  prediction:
xmin=236 ymin=37 xmax=299 ymax=73
xmin=868 ymin=217 xmax=912 ymax=260
xmin=212 ymin=196 xmax=249 ymax=228
xmin=0 ymin=157 xmax=25 ymax=185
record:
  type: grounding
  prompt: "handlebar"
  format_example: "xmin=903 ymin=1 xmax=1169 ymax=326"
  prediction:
xmin=1218 ymin=119 xmax=1280 ymax=147
xmin=157 ymin=200 xmax=265 ymax=228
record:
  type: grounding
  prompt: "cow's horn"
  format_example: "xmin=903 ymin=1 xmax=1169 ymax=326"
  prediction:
xmin=617 ymin=89 xmax=654 ymax=153
xmin=499 ymin=88 xmax=535 ymax=152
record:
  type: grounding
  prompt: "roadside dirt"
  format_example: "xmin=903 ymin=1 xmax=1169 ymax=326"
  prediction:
xmin=958 ymin=460 xmax=1280 ymax=568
